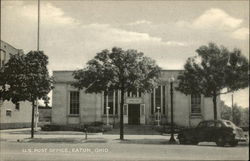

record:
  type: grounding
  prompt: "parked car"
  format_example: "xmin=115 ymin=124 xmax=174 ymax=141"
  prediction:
xmin=177 ymin=120 xmax=247 ymax=147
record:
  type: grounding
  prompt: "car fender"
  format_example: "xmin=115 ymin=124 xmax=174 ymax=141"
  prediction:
xmin=214 ymin=128 xmax=234 ymax=141
xmin=178 ymin=129 xmax=196 ymax=140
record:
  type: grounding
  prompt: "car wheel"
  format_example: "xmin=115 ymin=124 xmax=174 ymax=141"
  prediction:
xmin=229 ymin=140 xmax=238 ymax=147
xmin=216 ymin=136 xmax=226 ymax=147
xmin=191 ymin=141 xmax=199 ymax=145
xmin=179 ymin=137 xmax=187 ymax=144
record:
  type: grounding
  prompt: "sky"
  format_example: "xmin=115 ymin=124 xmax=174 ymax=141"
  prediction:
xmin=1 ymin=0 xmax=249 ymax=108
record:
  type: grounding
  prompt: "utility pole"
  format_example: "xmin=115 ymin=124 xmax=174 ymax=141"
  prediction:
xmin=169 ymin=77 xmax=176 ymax=143
xmin=34 ymin=0 xmax=40 ymax=133
xmin=37 ymin=0 xmax=40 ymax=51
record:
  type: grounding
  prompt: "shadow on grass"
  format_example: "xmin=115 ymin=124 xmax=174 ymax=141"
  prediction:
xmin=27 ymin=138 xmax=108 ymax=144
xmin=28 ymin=138 xmax=84 ymax=143
xmin=10 ymin=131 xmax=84 ymax=135
xmin=85 ymin=139 xmax=107 ymax=143
xmin=119 ymin=139 xmax=249 ymax=147
xmin=10 ymin=131 xmax=102 ymax=136
xmin=9 ymin=130 xmax=31 ymax=134
xmin=119 ymin=139 xmax=171 ymax=145
xmin=0 ymin=138 xmax=7 ymax=142
xmin=197 ymin=142 xmax=249 ymax=147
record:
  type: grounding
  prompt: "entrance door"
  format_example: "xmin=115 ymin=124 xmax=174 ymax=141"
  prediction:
xmin=128 ymin=104 xmax=140 ymax=125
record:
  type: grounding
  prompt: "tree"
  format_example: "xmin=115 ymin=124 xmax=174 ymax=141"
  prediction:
xmin=0 ymin=51 xmax=53 ymax=138
xmin=72 ymin=47 xmax=161 ymax=140
xmin=231 ymin=104 xmax=249 ymax=127
xmin=177 ymin=43 xmax=249 ymax=120
xmin=241 ymin=107 xmax=249 ymax=127
xmin=232 ymin=104 xmax=242 ymax=126
xmin=221 ymin=101 xmax=249 ymax=127
xmin=220 ymin=101 xmax=232 ymax=120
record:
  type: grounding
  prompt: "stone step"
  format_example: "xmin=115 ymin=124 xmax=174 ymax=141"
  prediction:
xmin=104 ymin=125 xmax=161 ymax=135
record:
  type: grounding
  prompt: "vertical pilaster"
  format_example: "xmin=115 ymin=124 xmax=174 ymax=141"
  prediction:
xmin=106 ymin=93 xmax=108 ymax=108
xmin=160 ymin=85 xmax=163 ymax=114
xmin=153 ymin=88 xmax=156 ymax=113
xmin=101 ymin=91 xmax=104 ymax=115
xmin=113 ymin=91 xmax=115 ymax=114
xmin=118 ymin=90 xmax=120 ymax=117
xmin=66 ymin=84 xmax=69 ymax=125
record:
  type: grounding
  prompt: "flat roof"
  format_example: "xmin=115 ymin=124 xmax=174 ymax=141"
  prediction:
xmin=53 ymin=69 xmax=184 ymax=73
xmin=1 ymin=40 xmax=20 ymax=51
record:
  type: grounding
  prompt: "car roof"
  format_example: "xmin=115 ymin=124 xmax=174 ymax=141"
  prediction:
xmin=201 ymin=119 xmax=226 ymax=123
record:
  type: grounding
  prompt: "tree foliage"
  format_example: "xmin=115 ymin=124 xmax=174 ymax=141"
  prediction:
xmin=241 ymin=107 xmax=249 ymax=127
xmin=72 ymin=47 xmax=161 ymax=93
xmin=231 ymin=104 xmax=249 ymax=127
xmin=0 ymin=51 xmax=53 ymax=103
xmin=177 ymin=43 xmax=249 ymax=119
xmin=220 ymin=101 xmax=232 ymax=120
xmin=232 ymin=104 xmax=242 ymax=126
xmin=221 ymin=102 xmax=249 ymax=127
xmin=72 ymin=47 xmax=161 ymax=139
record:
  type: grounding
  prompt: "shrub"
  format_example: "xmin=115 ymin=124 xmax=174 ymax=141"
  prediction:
xmin=154 ymin=124 xmax=186 ymax=134
xmin=89 ymin=121 xmax=104 ymax=126
xmin=84 ymin=126 xmax=104 ymax=133
xmin=41 ymin=122 xmax=112 ymax=133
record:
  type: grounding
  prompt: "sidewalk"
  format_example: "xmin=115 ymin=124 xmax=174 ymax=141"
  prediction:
xmin=0 ymin=128 xmax=174 ymax=144
xmin=1 ymin=128 xmax=249 ymax=147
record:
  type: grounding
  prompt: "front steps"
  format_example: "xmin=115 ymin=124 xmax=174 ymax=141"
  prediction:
xmin=104 ymin=125 xmax=161 ymax=135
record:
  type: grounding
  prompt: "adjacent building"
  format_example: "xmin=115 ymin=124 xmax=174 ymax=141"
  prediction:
xmin=52 ymin=70 xmax=222 ymax=127
xmin=38 ymin=105 xmax=52 ymax=123
xmin=0 ymin=40 xmax=32 ymax=129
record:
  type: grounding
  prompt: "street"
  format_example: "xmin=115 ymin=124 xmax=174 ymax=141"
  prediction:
xmin=0 ymin=129 xmax=249 ymax=161
xmin=1 ymin=141 xmax=249 ymax=161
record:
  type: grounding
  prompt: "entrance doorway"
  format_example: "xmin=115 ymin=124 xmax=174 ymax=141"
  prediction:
xmin=128 ymin=104 xmax=140 ymax=125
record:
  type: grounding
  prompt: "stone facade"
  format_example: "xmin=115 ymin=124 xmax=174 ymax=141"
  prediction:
xmin=0 ymin=40 xmax=32 ymax=129
xmin=52 ymin=70 xmax=222 ymax=127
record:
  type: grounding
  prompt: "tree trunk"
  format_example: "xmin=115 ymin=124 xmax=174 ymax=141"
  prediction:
xmin=212 ymin=95 xmax=217 ymax=120
xmin=120 ymin=89 xmax=124 ymax=140
xmin=31 ymin=100 xmax=35 ymax=138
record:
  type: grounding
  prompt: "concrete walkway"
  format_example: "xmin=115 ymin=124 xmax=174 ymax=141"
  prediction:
xmin=0 ymin=128 xmax=176 ymax=144
xmin=1 ymin=128 xmax=248 ymax=146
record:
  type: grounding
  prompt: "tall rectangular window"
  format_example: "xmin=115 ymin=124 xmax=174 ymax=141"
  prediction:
xmin=155 ymin=86 xmax=161 ymax=112
xmin=70 ymin=91 xmax=79 ymax=115
xmin=104 ymin=91 xmax=115 ymax=115
xmin=108 ymin=92 xmax=114 ymax=114
xmin=163 ymin=86 xmax=166 ymax=114
xmin=127 ymin=90 xmax=141 ymax=97
xmin=151 ymin=92 xmax=154 ymax=114
xmin=151 ymin=86 xmax=166 ymax=115
xmin=115 ymin=91 xmax=118 ymax=115
xmin=104 ymin=91 xmax=107 ymax=114
xmin=124 ymin=104 xmax=128 ymax=115
xmin=191 ymin=94 xmax=201 ymax=115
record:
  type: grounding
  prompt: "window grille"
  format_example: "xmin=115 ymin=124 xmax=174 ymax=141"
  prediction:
xmin=191 ymin=94 xmax=201 ymax=115
xmin=70 ymin=91 xmax=79 ymax=114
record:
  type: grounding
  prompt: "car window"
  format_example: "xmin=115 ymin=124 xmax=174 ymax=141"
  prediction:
xmin=215 ymin=122 xmax=222 ymax=127
xmin=224 ymin=121 xmax=236 ymax=128
xmin=207 ymin=121 xmax=215 ymax=127
xmin=197 ymin=122 xmax=207 ymax=128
